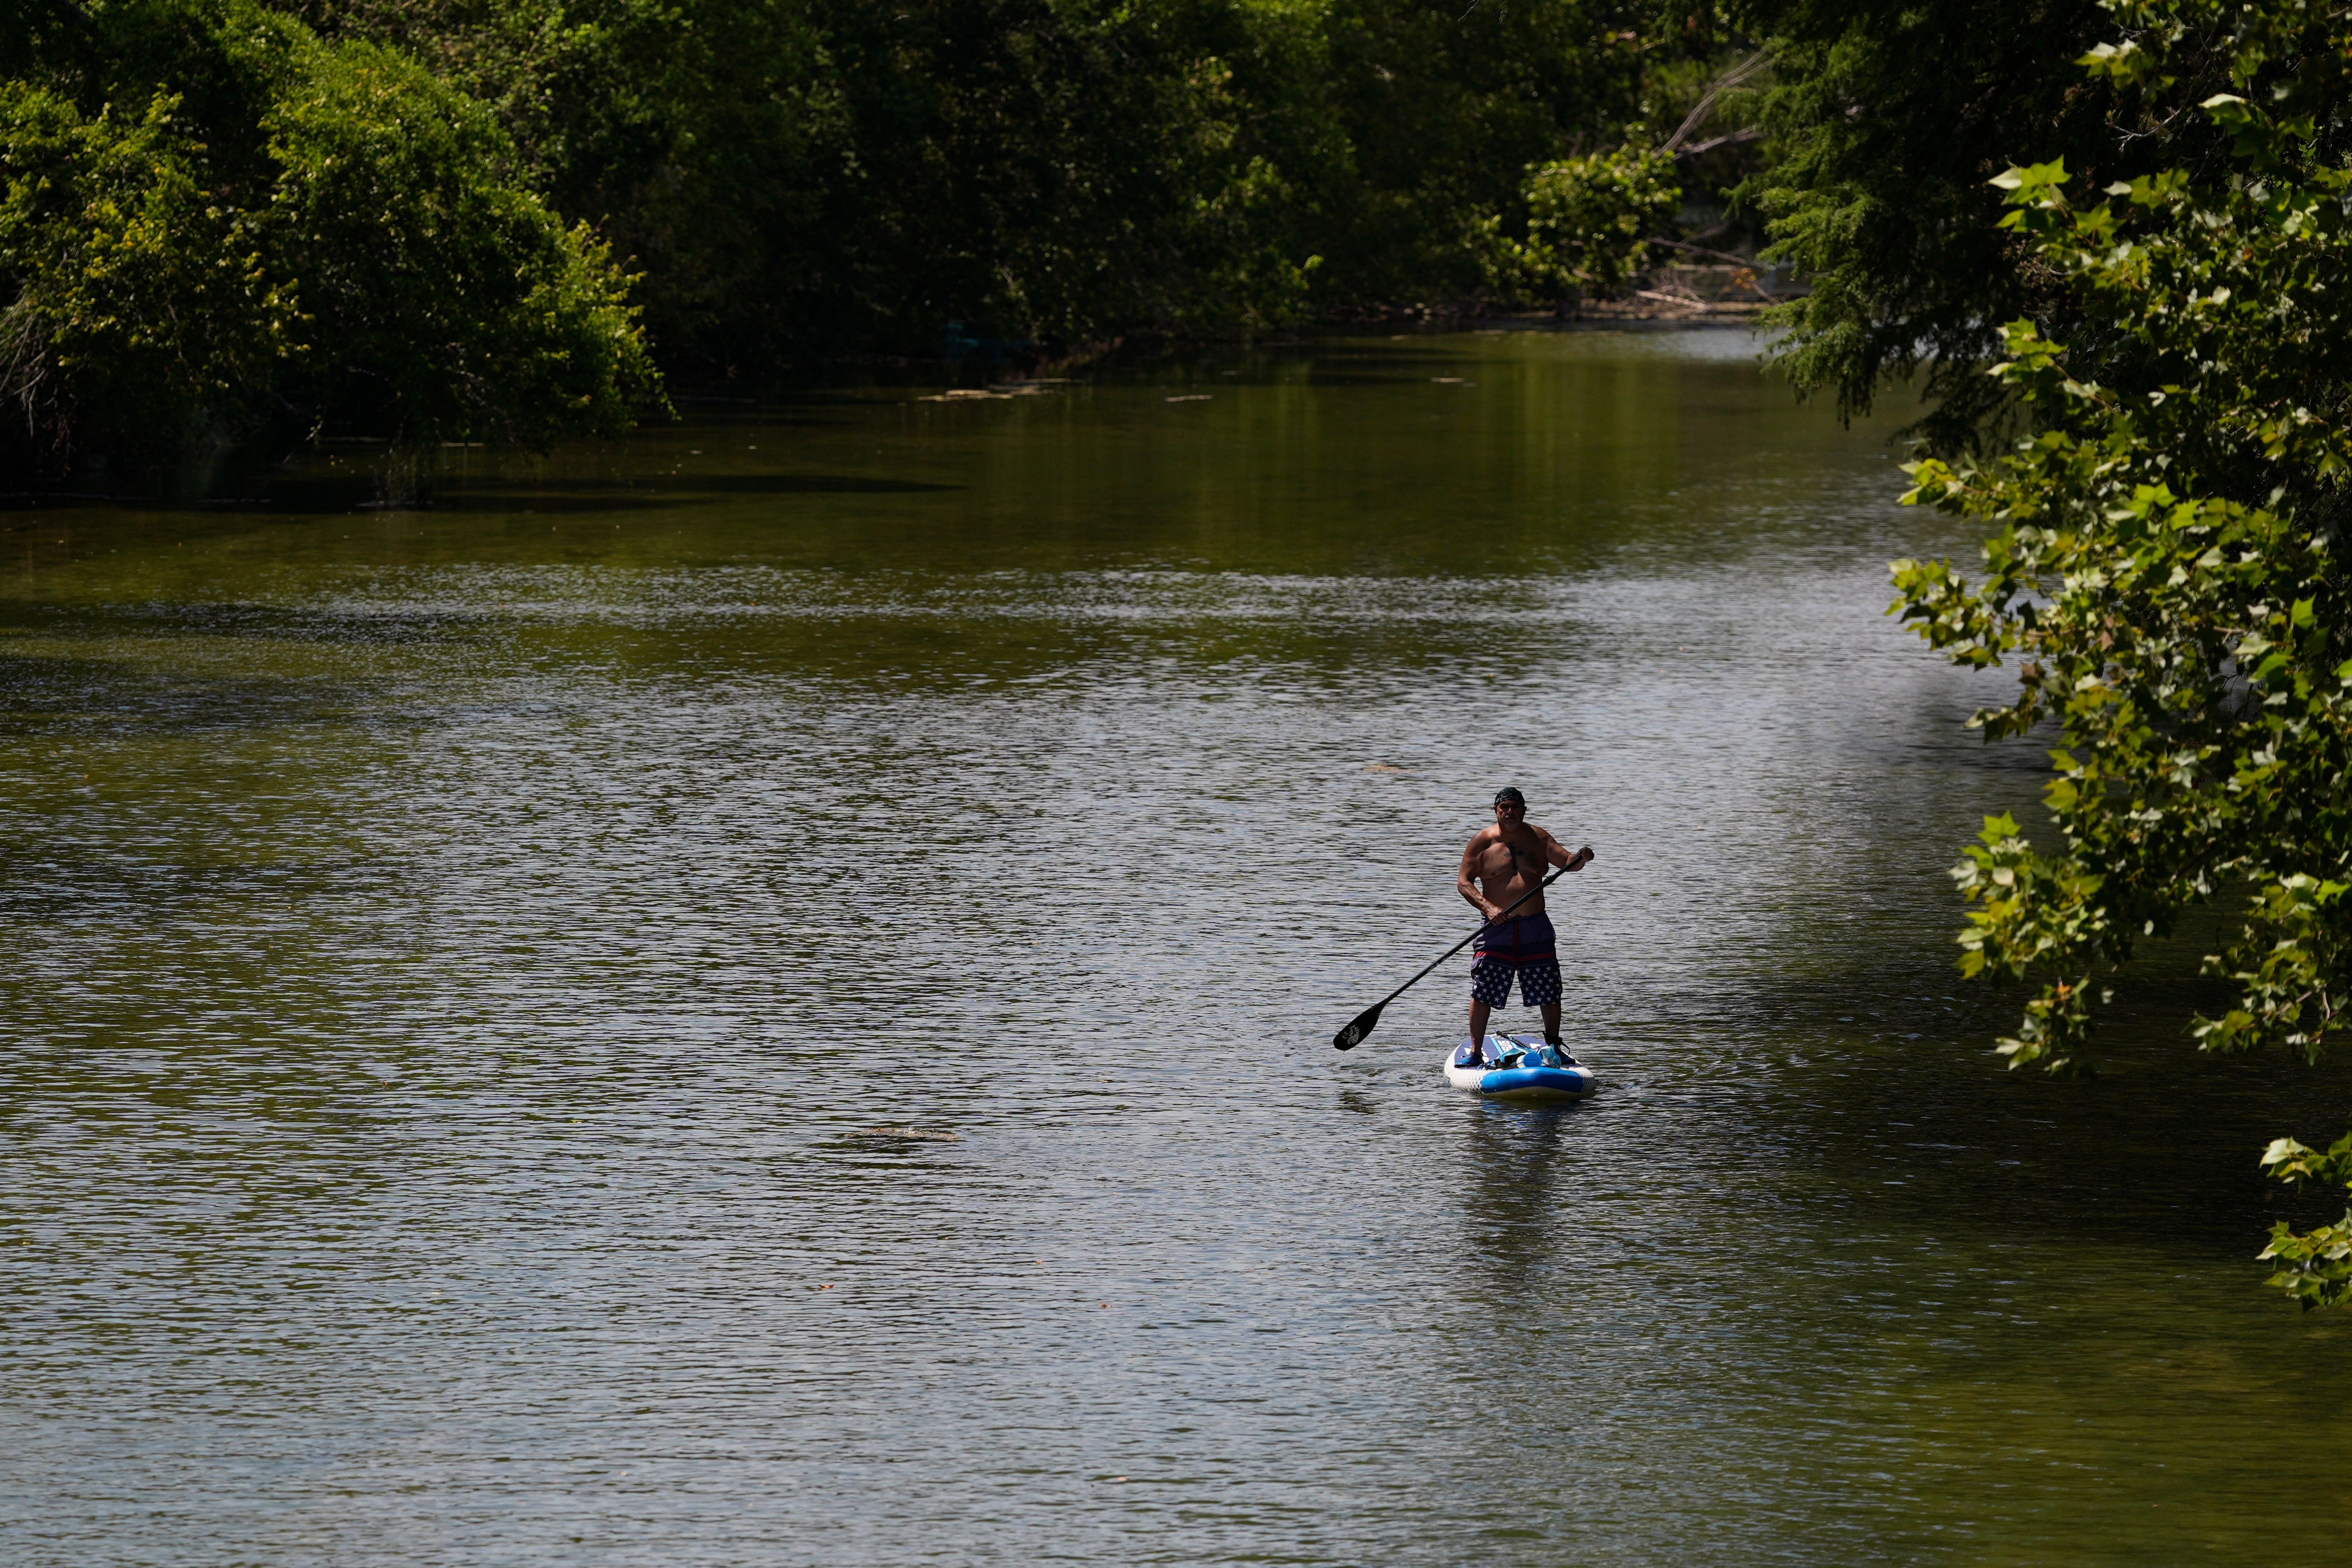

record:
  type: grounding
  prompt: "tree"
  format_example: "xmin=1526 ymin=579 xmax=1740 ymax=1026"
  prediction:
xmin=0 ymin=0 xmax=659 ymax=475
xmin=1738 ymin=0 xmax=2162 ymax=451
xmin=1886 ymin=0 xmax=2352 ymax=1305
xmin=287 ymin=0 xmax=837 ymax=369
xmin=281 ymin=0 xmax=1725 ymax=361
xmin=0 ymin=80 xmax=293 ymax=468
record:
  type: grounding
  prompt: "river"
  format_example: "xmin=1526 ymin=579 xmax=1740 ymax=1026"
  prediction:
xmin=4 ymin=328 xmax=2348 ymax=1566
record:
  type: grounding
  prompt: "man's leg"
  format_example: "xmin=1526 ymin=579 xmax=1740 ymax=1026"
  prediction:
xmin=1529 ymin=959 xmax=1572 ymax=1060
xmin=1467 ymin=953 xmax=1509 ymax=1062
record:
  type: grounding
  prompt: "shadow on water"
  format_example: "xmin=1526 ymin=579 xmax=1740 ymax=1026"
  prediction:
xmin=1687 ymin=833 xmax=2352 ymax=1266
xmin=237 ymin=469 xmax=970 ymax=515
xmin=0 ymin=599 xmax=503 ymax=650
xmin=0 ymin=851 xmax=406 ymax=919
xmin=430 ymin=471 xmax=968 ymax=504
xmin=0 ymin=649 xmax=380 ymax=728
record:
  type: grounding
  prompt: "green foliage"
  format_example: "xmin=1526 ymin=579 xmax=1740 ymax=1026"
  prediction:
xmin=0 ymin=0 xmax=658 ymax=473
xmin=5 ymin=0 xmax=1759 ymax=458
xmin=0 ymin=81 xmax=294 ymax=463
xmin=286 ymin=0 xmax=1721 ymax=359
xmin=260 ymin=29 xmax=658 ymax=445
xmin=1301 ymin=0 xmax=1661 ymax=308
xmin=1737 ymin=0 xmax=2150 ymax=450
xmin=294 ymin=0 xmax=856 ymax=364
xmin=1885 ymin=0 xmax=2352 ymax=1304
xmin=794 ymin=0 xmax=1328 ymax=350
xmin=2260 ymin=1132 xmax=2352 ymax=1308
xmin=1521 ymin=140 xmax=1680 ymax=298
xmin=294 ymin=0 xmax=1332 ymax=357
xmin=5 ymin=0 xmax=1764 ymax=432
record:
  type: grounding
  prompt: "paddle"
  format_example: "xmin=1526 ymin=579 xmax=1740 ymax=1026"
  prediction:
xmin=1332 ymin=846 xmax=1592 ymax=1050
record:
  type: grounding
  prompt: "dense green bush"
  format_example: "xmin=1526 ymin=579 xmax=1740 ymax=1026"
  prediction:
xmin=1520 ymin=141 xmax=1681 ymax=299
xmin=288 ymin=0 xmax=841 ymax=366
xmin=0 ymin=0 xmax=657 ymax=473
xmin=0 ymin=81 xmax=290 ymax=468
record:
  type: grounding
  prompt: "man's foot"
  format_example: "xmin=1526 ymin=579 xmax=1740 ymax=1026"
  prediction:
xmin=1544 ymin=1034 xmax=1579 ymax=1066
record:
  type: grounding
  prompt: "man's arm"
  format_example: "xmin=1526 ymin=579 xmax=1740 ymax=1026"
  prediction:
xmin=1538 ymin=826 xmax=1594 ymax=871
xmin=1458 ymin=834 xmax=1500 ymax=920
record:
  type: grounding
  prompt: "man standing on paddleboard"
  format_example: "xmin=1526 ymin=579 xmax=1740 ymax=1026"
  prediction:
xmin=1458 ymin=787 xmax=1592 ymax=1062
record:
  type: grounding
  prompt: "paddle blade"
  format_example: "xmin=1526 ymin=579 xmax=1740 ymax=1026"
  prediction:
xmin=1333 ymin=1001 xmax=1384 ymax=1051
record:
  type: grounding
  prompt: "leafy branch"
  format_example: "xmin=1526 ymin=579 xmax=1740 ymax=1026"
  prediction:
xmin=1888 ymin=0 xmax=2352 ymax=1304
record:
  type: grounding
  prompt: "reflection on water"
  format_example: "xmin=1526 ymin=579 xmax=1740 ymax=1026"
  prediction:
xmin=3 ymin=329 xmax=2348 ymax=1567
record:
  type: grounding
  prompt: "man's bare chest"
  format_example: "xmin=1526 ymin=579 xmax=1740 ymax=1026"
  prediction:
xmin=1478 ymin=832 xmax=1545 ymax=881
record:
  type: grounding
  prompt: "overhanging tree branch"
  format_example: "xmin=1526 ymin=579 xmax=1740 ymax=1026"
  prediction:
xmin=1661 ymin=50 xmax=1770 ymax=154
xmin=1674 ymin=127 xmax=1763 ymax=159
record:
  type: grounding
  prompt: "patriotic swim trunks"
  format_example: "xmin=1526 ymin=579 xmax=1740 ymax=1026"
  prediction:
xmin=1470 ymin=912 xmax=1562 ymax=1008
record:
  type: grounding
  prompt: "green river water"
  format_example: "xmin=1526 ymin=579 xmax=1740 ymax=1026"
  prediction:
xmin=3 ymin=328 xmax=2349 ymax=1565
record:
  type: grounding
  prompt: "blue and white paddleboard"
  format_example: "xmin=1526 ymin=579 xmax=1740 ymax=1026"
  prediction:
xmin=1444 ymin=1033 xmax=1596 ymax=1102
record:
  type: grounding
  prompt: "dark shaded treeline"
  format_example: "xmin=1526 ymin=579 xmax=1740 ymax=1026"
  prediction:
xmin=285 ymin=0 xmax=1765 ymax=366
xmin=1 ymin=0 xmax=1781 ymax=472
xmin=0 ymin=0 xmax=2285 ymax=474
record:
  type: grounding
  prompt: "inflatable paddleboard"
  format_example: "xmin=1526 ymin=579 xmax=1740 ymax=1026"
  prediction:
xmin=1444 ymin=1033 xmax=1596 ymax=1103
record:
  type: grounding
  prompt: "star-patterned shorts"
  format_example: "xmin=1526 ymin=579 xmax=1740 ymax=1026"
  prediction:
xmin=1470 ymin=912 xmax=1561 ymax=1008
xmin=1470 ymin=952 xmax=1562 ymax=1008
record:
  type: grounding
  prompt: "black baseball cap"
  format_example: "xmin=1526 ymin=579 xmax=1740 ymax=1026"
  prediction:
xmin=1493 ymin=787 xmax=1526 ymax=807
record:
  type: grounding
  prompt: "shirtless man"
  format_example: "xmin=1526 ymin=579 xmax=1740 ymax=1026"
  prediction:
xmin=1458 ymin=787 xmax=1592 ymax=1063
